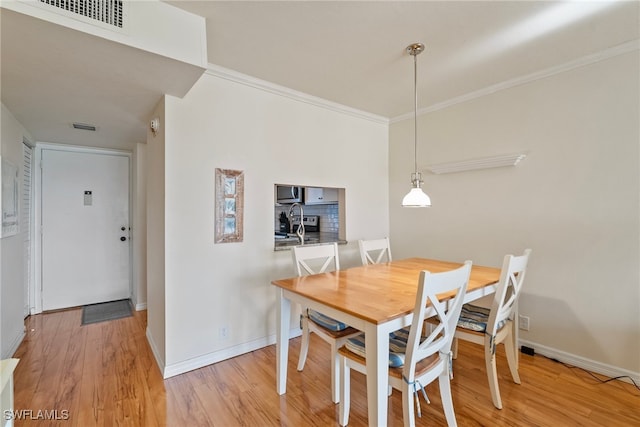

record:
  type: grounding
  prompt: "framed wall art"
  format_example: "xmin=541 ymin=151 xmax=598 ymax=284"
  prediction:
xmin=214 ymin=168 xmax=244 ymax=243
xmin=2 ymin=158 xmax=19 ymax=238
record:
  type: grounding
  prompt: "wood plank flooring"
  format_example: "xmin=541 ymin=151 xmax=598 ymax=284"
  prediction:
xmin=10 ymin=308 xmax=639 ymax=426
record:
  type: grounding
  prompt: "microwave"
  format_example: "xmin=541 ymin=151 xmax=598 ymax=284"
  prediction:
xmin=276 ymin=185 xmax=303 ymax=204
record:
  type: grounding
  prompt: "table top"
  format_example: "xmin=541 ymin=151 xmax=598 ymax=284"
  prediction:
xmin=271 ymin=258 xmax=501 ymax=325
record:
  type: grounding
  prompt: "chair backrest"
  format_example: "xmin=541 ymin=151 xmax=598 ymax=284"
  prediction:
xmin=403 ymin=261 xmax=472 ymax=381
xmin=486 ymin=249 xmax=532 ymax=336
xmin=358 ymin=237 xmax=392 ymax=265
xmin=292 ymin=242 xmax=340 ymax=276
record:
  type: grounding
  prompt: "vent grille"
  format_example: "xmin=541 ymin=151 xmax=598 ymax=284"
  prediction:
xmin=39 ymin=0 xmax=124 ymax=28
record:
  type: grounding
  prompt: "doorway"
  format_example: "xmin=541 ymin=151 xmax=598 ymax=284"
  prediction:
xmin=40 ymin=147 xmax=131 ymax=311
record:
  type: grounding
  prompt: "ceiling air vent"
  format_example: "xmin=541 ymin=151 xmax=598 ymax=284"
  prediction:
xmin=72 ymin=122 xmax=97 ymax=131
xmin=39 ymin=0 xmax=124 ymax=28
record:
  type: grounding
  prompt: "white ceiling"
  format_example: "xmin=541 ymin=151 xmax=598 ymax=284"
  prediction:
xmin=2 ymin=1 xmax=638 ymax=151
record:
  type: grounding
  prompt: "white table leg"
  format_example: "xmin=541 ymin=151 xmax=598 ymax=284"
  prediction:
xmin=276 ymin=288 xmax=291 ymax=395
xmin=365 ymin=323 xmax=388 ymax=426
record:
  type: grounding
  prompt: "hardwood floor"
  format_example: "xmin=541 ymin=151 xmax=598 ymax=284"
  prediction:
xmin=11 ymin=308 xmax=639 ymax=426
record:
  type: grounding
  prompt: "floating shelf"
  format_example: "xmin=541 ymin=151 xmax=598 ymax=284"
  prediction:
xmin=426 ymin=153 xmax=527 ymax=174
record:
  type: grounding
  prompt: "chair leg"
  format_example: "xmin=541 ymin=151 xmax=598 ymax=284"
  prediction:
xmin=339 ymin=356 xmax=350 ymax=426
xmin=297 ymin=315 xmax=310 ymax=371
xmin=438 ymin=370 xmax=458 ymax=427
xmin=401 ymin=380 xmax=416 ymax=427
xmin=504 ymin=329 xmax=521 ymax=384
xmin=330 ymin=341 xmax=340 ymax=404
xmin=484 ymin=343 xmax=503 ymax=409
xmin=452 ymin=337 xmax=459 ymax=359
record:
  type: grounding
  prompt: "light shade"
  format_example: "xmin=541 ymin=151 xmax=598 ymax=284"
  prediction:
xmin=402 ymin=187 xmax=432 ymax=208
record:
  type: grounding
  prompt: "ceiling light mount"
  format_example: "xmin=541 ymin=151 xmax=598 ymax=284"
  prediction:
xmin=406 ymin=43 xmax=425 ymax=57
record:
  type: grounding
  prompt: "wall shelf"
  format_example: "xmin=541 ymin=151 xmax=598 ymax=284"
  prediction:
xmin=426 ymin=153 xmax=527 ymax=174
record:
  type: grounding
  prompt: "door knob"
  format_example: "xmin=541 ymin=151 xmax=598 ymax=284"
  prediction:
xmin=120 ymin=236 xmax=127 ymax=241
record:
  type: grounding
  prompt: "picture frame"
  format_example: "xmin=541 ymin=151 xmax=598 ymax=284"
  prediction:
xmin=215 ymin=168 xmax=244 ymax=243
xmin=2 ymin=158 xmax=19 ymax=238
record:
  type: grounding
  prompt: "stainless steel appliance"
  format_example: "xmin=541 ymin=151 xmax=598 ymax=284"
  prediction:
xmin=276 ymin=185 xmax=303 ymax=204
xmin=291 ymin=215 xmax=319 ymax=232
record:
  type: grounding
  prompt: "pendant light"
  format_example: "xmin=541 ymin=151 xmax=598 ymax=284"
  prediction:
xmin=402 ymin=43 xmax=432 ymax=208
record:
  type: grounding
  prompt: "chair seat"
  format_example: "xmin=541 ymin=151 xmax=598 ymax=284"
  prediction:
xmin=339 ymin=341 xmax=441 ymax=380
xmin=457 ymin=304 xmax=507 ymax=332
xmin=343 ymin=328 xmax=413 ymax=368
xmin=308 ymin=309 xmax=350 ymax=332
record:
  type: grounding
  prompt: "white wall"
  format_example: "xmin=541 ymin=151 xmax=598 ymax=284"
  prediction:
xmin=389 ymin=51 xmax=639 ymax=376
xmin=145 ymin=98 xmax=167 ymax=370
xmin=1 ymin=103 xmax=31 ymax=358
xmin=149 ymin=71 xmax=389 ymax=376
xmin=132 ymin=142 xmax=147 ymax=310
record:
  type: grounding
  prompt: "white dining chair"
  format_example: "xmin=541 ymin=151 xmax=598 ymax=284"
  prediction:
xmin=358 ymin=237 xmax=392 ymax=265
xmin=338 ymin=261 xmax=472 ymax=427
xmin=452 ymin=249 xmax=531 ymax=409
xmin=292 ymin=242 xmax=361 ymax=404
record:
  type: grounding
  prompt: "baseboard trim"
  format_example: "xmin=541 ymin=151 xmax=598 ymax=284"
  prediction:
xmin=153 ymin=332 xmax=638 ymax=385
xmin=163 ymin=329 xmax=302 ymax=379
xmin=3 ymin=329 xmax=25 ymax=359
xmin=519 ymin=339 xmax=640 ymax=385
xmin=135 ymin=302 xmax=147 ymax=311
xmin=145 ymin=327 xmax=166 ymax=376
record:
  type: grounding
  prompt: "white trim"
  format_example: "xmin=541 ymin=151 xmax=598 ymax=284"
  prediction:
xmin=146 ymin=327 xmax=165 ymax=375
xmin=35 ymin=141 xmax=132 ymax=156
xmin=157 ymin=331 xmax=639 ymax=386
xmin=135 ymin=302 xmax=147 ymax=311
xmin=392 ymin=39 xmax=640 ymax=123
xmin=162 ymin=329 xmax=302 ymax=379
xmin=519 ymin=339 xmax=640 ymax=386
xmin=2 ymin=329 xmax=25 ymax=360
xmin=207 ymin=39 xmax=638 ymax=126
xmin=205 ymin=64 xmax=389 ymax=125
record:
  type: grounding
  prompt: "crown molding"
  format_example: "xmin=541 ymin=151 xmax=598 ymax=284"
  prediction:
xmin=391 ymin=39 xmax=640 ymax=123
xmin=205 ymin=64 xmax=389 ymax=125
xmin=205 ymin=39 xmax=639 ymax=127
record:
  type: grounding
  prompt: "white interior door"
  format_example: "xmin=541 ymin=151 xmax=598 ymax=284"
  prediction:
xmin=41 ymin=149 xmax=130 ymax=311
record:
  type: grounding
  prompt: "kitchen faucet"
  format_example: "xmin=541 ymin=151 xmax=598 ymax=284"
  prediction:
xmin=288 ymin=202 xmax=305 ymax=245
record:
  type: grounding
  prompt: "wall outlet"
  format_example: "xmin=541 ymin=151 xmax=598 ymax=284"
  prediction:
xmin=219 ymin=326 xmax=229 ymax=340
xmin=518 ymin=315 xmax=530 ymax=331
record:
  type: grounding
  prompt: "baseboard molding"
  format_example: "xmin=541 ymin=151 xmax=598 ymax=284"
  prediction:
xmin=152 ymin=332 xmax=638 ymax=385
xmin=163 ymin=328 xmax=303 ymax=379
xmin=145 ymin=327 xmax=166 ymax=375
xmin=519 ymin=339 xmax=640 ymax=385
xmin=3 ymin=329 xmax=25 ymax=359
xmin=135 ymin=302 xmax=147 ymax=311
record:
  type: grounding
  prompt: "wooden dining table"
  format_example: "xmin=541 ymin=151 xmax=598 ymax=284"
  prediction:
xmin=272 ymin=257 xmax=501 ymax=426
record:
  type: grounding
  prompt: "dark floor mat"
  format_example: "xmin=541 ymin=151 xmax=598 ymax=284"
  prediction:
xmin=81 ymin=299 xmax=132 ymax=325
